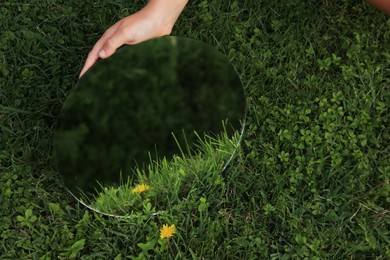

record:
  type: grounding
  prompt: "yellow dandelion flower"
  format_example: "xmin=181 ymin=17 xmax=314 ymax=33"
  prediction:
xmin=160 ymin=224 xmax=176 ymax=239
xmin=132 ymin=184 xmax=150 ymax=193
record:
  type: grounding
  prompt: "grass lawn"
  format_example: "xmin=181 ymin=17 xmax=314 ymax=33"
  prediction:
xmin=1 ymin=0 xmax=389 ymax=258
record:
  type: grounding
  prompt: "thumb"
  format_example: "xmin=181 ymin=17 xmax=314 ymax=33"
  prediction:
xmin=99 ymin=29 xmax=128 ymax=59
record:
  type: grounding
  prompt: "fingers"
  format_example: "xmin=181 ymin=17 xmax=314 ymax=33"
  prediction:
xmin=99 ymin=28 xmax=132 ymax=59
xmin=79 ymin=23 xmax=121 ymax=78
xmin=79 ymin=50 xmax=98 ymax=78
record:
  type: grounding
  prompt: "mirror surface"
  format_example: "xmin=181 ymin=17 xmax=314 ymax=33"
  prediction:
xmin=54 ymin=36 xmax=245 ymax=216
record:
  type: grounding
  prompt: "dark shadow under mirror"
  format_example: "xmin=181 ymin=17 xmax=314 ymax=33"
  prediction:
xmin=53 ymin=36 xmax=246 ymax=217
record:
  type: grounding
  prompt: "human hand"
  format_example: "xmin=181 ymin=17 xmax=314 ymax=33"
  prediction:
xmin=79 ymin=0 xmax=188 ymax=78
xmin=365 ymin=0 xmax=390 ymax=15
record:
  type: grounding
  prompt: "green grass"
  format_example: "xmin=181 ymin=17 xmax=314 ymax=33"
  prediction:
xmin=1 ymin=0 xmax=389 ymax=258
xmin=85 ymin=130 xmax=242 ymax=217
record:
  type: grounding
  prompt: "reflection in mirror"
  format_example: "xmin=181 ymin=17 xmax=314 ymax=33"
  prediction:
xmin=54 ymin=36 xmax=246 ymax=217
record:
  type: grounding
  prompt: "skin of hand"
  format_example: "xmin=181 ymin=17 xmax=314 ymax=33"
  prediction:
xmin=365 ymin=0 xmax=390 ymax=14
xmin=79 ymin=0 xmax=188 ymax=78
xmin=79 ymin=0 xmax=387 ymax=78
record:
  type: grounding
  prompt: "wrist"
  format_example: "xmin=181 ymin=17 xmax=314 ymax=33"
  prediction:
xmin=144 ymin=0 xmax=188 ymax=33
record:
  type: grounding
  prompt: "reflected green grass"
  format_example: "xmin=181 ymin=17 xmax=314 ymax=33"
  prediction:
xmin=87 ymin=130 xmax=241 ymax=216
xmin=53 ymin=36 xmax=245 ymax=204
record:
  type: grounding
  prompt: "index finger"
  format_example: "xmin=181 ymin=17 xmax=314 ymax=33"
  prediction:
xmin=79 ymin=23 xmax=120 ymax=78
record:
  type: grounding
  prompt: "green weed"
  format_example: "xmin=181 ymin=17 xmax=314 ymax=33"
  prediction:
xmin=0 ymin=0 xmax=389 ymax=258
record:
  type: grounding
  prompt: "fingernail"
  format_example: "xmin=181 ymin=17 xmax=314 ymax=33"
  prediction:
xmin=99 ymin=49 xmax=106 ymax=58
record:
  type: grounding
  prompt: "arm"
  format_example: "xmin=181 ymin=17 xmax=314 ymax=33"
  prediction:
xmin=79 ymin=0 xmax=188 ymax=78
xmin=365 ymin=0 xmax=390 ymax=15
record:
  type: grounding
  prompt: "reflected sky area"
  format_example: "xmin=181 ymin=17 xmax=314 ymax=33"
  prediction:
xmin=53 ymin=36 xmax=246 ymax=213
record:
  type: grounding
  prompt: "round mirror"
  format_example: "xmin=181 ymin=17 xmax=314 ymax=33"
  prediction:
xmin=54 ymin=36 xmax=246 ymax=217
